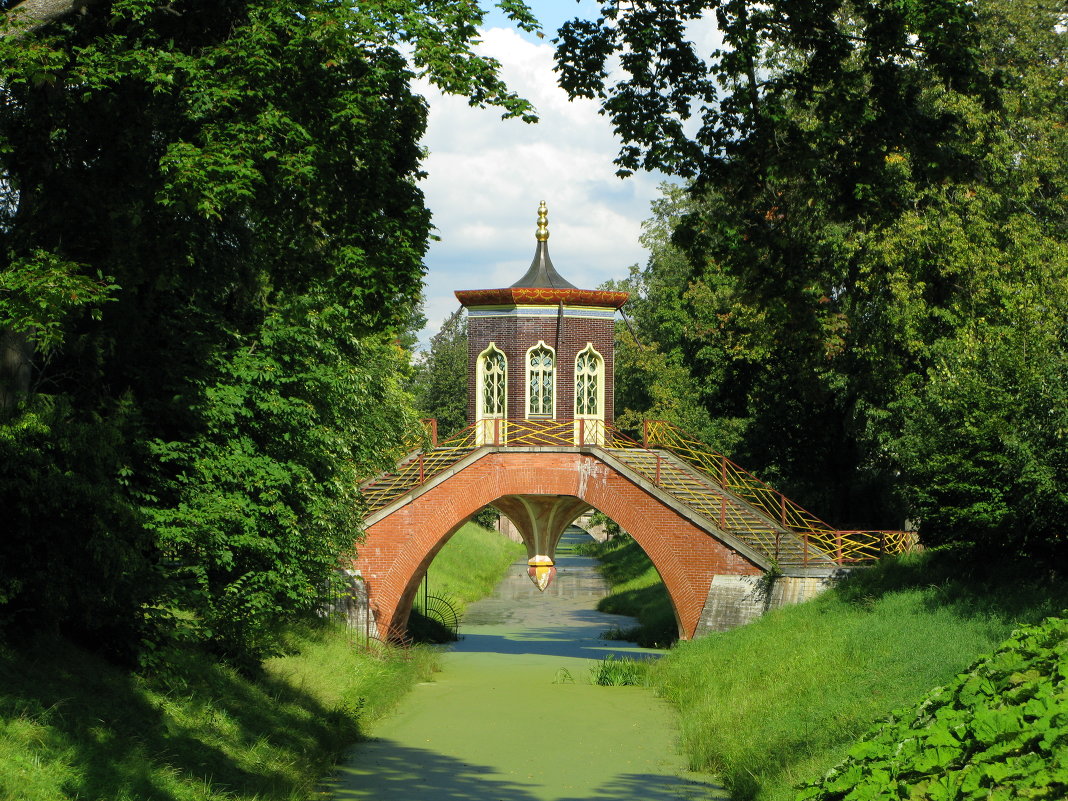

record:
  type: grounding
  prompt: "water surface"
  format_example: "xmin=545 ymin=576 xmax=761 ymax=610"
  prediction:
xmin=331 ymin=530 xmax=725 ymax=800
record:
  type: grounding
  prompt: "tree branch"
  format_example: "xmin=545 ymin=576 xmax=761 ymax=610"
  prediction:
xmin=1 ymin=0 xmax=101 ymax=40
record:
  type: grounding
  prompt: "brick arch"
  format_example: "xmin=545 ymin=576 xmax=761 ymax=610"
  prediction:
xmin=354 ymin=450 xmax=761 ymax=639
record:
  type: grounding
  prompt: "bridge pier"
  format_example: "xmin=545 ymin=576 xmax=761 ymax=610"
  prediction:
xmin=492 ymin=494 xmax=591 ymax=590
xmin=694 ymin=570 xmax=845 ymax=634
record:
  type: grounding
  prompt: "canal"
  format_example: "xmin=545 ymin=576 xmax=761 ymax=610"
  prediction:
xmin=330 ymin=527 xmax=725 ymax=800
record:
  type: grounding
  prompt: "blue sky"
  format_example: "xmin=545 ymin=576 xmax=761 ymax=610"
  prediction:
xmin=414 ymin=1 xmax=671 ymax=347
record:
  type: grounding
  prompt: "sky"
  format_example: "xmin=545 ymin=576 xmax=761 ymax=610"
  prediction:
xmin=413 ymin=1 xmax=681 ymax=347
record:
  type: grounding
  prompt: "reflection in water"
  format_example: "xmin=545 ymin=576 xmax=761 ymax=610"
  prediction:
xmin=332 ymin=526 xmax=727 ymax=800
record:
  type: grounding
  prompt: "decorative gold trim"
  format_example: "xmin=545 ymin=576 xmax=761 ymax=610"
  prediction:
xmin=536 ymin=200 xmax=549 ymax=242
xmin=455 ymin=287 xmax=629 ymax=309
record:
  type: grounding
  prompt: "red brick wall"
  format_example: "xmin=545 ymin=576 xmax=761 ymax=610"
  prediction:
xmin=354 ymin=451 xmax=761 ymax=639
xmin=466 ymin=309 xmax=616 ymax=424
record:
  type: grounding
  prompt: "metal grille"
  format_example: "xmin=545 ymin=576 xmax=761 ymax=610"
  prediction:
xmin=481 ymin=348 xmax=506 ymax=416
xmin=575 ymin=348 xmax=600 ymax=415
xmin=527 ymin=346 xmax=553 ymax=415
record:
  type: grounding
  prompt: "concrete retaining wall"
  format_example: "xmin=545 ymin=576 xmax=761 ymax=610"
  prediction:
xmin=694 ymin=571 xmax=845 ymax=635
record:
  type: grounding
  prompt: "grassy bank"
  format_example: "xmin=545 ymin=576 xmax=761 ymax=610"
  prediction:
xmin=0 ymin=622 xmax=435 ymax=801
xmin=0 ymin=522 xmax=523 ymax=800
xmin=582 ymin=538 xmax=1068 ymax=801
xmin=576 ymin=535 xmax=678 ymax=647
xmin=423 ymin=521 xmax=526 ymax=614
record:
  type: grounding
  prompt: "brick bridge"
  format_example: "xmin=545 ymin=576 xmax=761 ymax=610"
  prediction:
xmin=352 ymin=419 xmax=910 ymax=641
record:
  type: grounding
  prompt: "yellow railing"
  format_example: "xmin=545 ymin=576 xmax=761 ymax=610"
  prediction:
xmin=362 ymin=417 xmax=913 ymax=564
xmin=640 ymin=420 xmax=912 ymax=563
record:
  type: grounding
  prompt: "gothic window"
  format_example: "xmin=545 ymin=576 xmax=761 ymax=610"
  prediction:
xmin=478 ymin=345 xmax=506 ymax=418
xmin=527 ymin=343 xmax=555 ymax=417
xmin=575 ymin=346 xmax=603 ymax=417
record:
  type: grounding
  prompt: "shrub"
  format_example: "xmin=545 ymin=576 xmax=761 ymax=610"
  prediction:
xmin=796 ymin=614 xmax=1068 ymax=801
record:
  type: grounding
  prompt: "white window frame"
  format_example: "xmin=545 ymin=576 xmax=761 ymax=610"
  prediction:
xmin=525 ymin=341 xmax=556 ymax=419
xmin=476 ymin=343 xmax=507 ymax=420
xmin=573 ymin=343 xmax=605 ymax=420
xmin=573 ymin=343 xmax=605 ymax=444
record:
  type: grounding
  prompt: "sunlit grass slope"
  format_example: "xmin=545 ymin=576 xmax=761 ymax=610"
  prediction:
xmin=0 ymin=623 xmax=435 ymax=801
xmin=577 ymin=535 xmax=678 ymax=647
xmin=651 ymin=551 xmax=1068 ymax=801
xmin=424 ymin=521 xmax=526 ymax=613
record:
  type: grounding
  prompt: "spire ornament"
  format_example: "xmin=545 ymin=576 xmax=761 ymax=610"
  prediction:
xmin=505 ymin=200 xmax=580 ymax=290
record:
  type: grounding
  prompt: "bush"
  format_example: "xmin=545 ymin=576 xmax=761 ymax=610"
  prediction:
xmin=589 ymin=654 xmax=652 ymax=686
xmin=796 ymin=614 xmax=1068 ymax=801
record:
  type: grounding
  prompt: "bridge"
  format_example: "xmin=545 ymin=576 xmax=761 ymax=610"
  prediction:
xmin=352 ymin=417 xmax=911 ymax=642
xmin=350 ymin=202 xmax=910 ymax=642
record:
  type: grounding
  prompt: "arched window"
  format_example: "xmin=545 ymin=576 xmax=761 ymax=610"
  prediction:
xmin=575 ymin=345 xmax=603 ymax=417
xmin=477 ymin=344 xmax=507 ymax=419
xmin=526 ymin=343 xmax=555 ymax=417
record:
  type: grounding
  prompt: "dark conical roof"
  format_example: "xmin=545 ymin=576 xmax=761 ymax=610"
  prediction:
xmin=511 ymin=240 xmax=576 ymax=289
xmin=454 ymin=200 xmax=629 ymax=310
xmin=510 ymin=201 xmax=576 ymax=290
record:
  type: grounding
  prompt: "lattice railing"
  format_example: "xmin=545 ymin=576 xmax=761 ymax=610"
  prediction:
xmin=360 ymin=417 xmax=913 ymax=564
xmin=360 ymin=418 xmax=611 ymax=514
xmin=640 ymin=420 xmax=913 ymax=563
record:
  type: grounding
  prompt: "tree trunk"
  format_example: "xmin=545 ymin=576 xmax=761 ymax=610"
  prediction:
xmin=0 ymin=328 xmax=32 ymax=411
xmin=1 ymin=0 xmax=100 ymax=39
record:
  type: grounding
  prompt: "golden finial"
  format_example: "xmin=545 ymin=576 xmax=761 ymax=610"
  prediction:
xmin=535 ymin=200 xmax=549 ymax=242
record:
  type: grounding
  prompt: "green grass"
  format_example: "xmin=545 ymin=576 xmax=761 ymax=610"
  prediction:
xmin=588 ymin=654 xmax=654 ymax=686
xmin=422 ymin=521 xmax=526 ymax=613
xmin=577 ymin=535 xmax=679 ymax=647
xmin=0 ymin=523 xmax=524 ymax=800
xmin=649 ymin=549 xmax=1068 ymax=801
xmin=0 ymin=622 xmax=436 ymax=801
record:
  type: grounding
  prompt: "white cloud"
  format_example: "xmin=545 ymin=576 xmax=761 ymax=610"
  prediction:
xmin=416 ymin=25 xmax=669 ymax=347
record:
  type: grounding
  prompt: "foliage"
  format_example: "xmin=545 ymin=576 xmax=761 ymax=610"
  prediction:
xmin=603 ymin=186 xmax=761 ymax=456
xmin=0 ymin=623 xmax=437 ymax=801
xmin=588 ymin=654 xmax=652 ymax=686
xmin=651 ymin=549 xmax=1068 ymax=801
xmin=796 ymin=614 xmax=1068 ymax=801
xmin=0 ymin=0 xmax=539 ymax=665
xmin=420 ymin=521 xmax=525 ymax=614
xmin=557 ymin=0 xmax=1068 ymax=547
xmin=471 ymin=504 xmax=500 ymax=529
xmin=582 ymin=535 xmax=679 ymax=648
xmin=0 ymin=251 xmax=116 ymax=352
xmin=142 ymin=317 xmax=419 ymax=664
xmin=586 ymin=509 xmax=624 ymax=540
xmin=889 ymin=222 xmax=1068 ymax=561
xmin=410 ymin=307 xmax=469 ymax=438
xmin=0 ymin=397 xmax=151 ymax=657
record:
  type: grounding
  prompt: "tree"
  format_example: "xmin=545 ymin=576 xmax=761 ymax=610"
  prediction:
xmin=558 ymin=0 xmax=1068 ymax=550
xmin=601 ymin=188 xmax=742 ymax=450
xmin=410 ymin=308 xmax=469 ymax=438
xmin=0 ymin=0 xmax=540 ymax=664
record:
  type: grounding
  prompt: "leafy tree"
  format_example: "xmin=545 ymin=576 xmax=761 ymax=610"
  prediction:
xmin=558 ymin=0 xmax=1068 ymax=551
xmin=410 ymin=307 xmax=469 ymax=438
xmin=606 ymin=185 xmax=761 ymax=453
xmin=0 ymin=0 xmax=540 ymax=664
